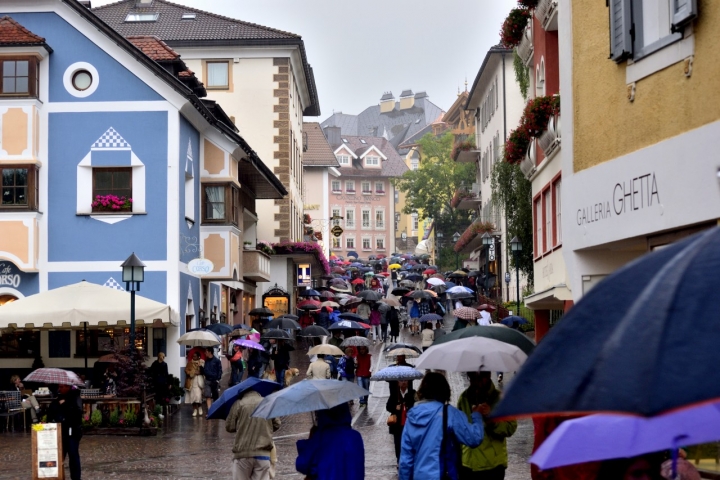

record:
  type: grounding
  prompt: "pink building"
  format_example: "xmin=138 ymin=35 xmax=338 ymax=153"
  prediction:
xmin=323 ymin=129 xmax=407 ymax=257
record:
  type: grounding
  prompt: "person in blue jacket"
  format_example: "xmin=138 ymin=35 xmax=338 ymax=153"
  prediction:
xmin=296 ymin=403 xmax=364 ymax=480
xmin=399 ymin=372 xmax=484 ymax=480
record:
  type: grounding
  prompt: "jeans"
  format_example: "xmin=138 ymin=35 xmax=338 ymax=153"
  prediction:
xmin=357 ymin=376 xmax=370 ymax=404
xmin=230 ymin=364 xmax=244 ymax=387
xmin=62 ymin=434 xmax=82 ymax=480
xmin=380 ymin=324 xmax=388 ymax=341
xmin=276 ymin=368 xmax=287 ymax=388
xmin=232 ymin=457 xmax=271 ymax=480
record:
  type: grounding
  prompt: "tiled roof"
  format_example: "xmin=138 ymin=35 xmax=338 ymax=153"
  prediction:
xmin=333 ymin=136 xmax=408 ymax=179
xmin=0 ymin=16 xmax=50 ymax=48
xmin=399 ymin=89 xmax=414 ymax=98
xmin=302 ymin=122 xmax=339 ymax=167
xmin=93 ymin=0 xmax=299 ymax=41
xmin=126 ymin=35 xmax=178 ymax=61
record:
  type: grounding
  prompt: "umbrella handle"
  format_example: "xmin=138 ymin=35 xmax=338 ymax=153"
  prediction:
xmin=671 ymin=435 xmax=689 ymax=480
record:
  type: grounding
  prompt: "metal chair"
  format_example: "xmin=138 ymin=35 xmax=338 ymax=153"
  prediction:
xmin=0 ymin=391 xmax=26 ymax=432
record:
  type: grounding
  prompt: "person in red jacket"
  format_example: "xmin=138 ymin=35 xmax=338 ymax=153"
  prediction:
xmin=355 ymin=346 xmax=372 ymax=407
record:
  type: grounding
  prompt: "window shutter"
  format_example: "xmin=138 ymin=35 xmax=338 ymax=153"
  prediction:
xmin=608 ymin=0 xmax=632 ymax=62
xmin=671 ymin=0 xmax=697 ymax=31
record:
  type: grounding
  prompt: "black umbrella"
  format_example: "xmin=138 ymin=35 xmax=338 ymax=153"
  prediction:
xmin=249 ymin=307 xmax=274 ymax=316
xmin=495 ymin=227 xmax=720 ymax=419
xmin=261 ymin=329 xmax=292 ymax=340
xmin=299 ymin=325 xmax=330 ymax=337
xmin=356 ymin=290 xmax=381 ymax=301
xmin=266 ymin=317 xmax=301 ymax=330
xmin=392 ymin=288 xmax=411 ymax=296
xmin=204 ymin=323 xmax=234 ymax=335
xmin=232 ymin=323 xmax=252 ymax=331
xmin=433 ymin=325 xmax=535 ymax=355
xmin=299 ymin=289 xmax=321 ymax=297
xmin=328 ymin=320 xmax=365 ymax=331
xmin=408 ymin=290 xmax=432 ymax=300
xmin=277 ymin=314 xmax=299 ymax=321
xmin=405 ymin=274 xmax=423 ymax=282
xmin=338 ymin=312 xmax=364 ymax=322
xmin=448 ymin=292 xmax=474 ymax=300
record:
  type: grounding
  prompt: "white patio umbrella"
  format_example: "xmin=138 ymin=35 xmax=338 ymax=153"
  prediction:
xmin=414 ymin=337 xmax=528 ymax=372
xmin=0 ymin=281 xmax=172 ymax=328
xmin=177 ymin=330 xmax=220 ymax=347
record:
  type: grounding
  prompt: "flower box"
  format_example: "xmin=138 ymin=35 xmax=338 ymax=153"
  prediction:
xmin=91 ymin=194 xmax=132 ymax=213
xmin=362 ymin=190 xmax=372 ymax=195
xmin=500 ymin=8 xmax=532 ymax=48
xmin=346 ymin=190 xmax=356 ymax=194
xmin=375 ymin=190 xmax=385 ymax=195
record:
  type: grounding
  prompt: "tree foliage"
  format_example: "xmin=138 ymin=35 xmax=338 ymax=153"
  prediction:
xmin=490 ymin=160 xmax=534 ymax=285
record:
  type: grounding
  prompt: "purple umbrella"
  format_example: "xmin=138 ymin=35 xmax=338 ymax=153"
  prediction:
xmin=233 ymin=339 xmax=265 ymax=351
xmin=531 ymin=401 xmax=720 ymax=473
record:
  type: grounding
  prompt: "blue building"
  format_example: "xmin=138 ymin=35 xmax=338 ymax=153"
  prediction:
xmin=0 ymin=1 xmax=285 ymax=380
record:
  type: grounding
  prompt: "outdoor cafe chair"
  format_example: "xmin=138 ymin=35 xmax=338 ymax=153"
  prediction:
xmin=0 ymin=391 xmax=25 ymax=432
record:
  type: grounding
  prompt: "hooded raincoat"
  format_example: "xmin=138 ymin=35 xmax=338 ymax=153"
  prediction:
xmin=399 ymin=400 xmax=484 ymax=480
xmin=296 ymin=404 xmax=364 ymax=480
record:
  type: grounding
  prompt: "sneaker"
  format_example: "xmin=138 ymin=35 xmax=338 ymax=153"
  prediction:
xmin=192 ymin=409 xmax=197 ymax=417
xmin=198 ymin=407 xmax=203 ymax=415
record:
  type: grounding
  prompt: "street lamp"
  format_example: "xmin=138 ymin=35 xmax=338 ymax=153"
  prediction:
xmin=452 ymin=231 xmax=461 ymax=269
xmin=121 ymin=252 xmax=146 ymax=350
xmin=510 ymin=236 xmax=522 ymax=317
xmin=481 ymin=232 xmax=493 ymax=297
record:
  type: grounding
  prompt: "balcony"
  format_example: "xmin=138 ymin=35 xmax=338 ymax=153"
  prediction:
xmin=455 ymin=149 xmax=480 ymax=163
xmin=242 ymin=249 xmax=271 ymax=283
xmin=451 ymin=185 xmax=481 ymax=210
xmin=535 ymin=0 xmax=558 ymax=31
xmin=537 ymin=114 xmax=562 ymax=160
xmin=516 ymin=22 xmax=533 ymax=66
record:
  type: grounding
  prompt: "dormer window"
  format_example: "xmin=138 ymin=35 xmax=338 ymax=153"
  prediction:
xmin=125 ymin=13 xmax=159 ymax=22
xmin=365 ymin=156 xmax=380 ymax=167
xmin=337 ymin=154 xmax=350 ymax=166
xmin=181 ymin=13 xmax=196 ymax=20
xmin=1 ymin=57 xmax=38 ymax=97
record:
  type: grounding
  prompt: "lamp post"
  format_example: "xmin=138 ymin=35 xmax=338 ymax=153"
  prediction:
xmin=121 ymin=253 xmax=146 ymax=350
xmin=510 ymin=236 xmax=522 ymax=317
xmin=452 ymin=232 xmax=461 ymax=269
xmin=481 ymin=232 xmax=493 ymax=297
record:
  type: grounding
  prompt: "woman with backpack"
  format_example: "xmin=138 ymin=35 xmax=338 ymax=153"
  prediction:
xmin=399 ymin=372 xmax=484 ymax=480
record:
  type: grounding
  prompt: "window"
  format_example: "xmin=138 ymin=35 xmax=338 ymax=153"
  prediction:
xmin=536 ymin=58 xmax=546 ymax=97
xmin=375 ymin=182 xmax=384 ymax=194
xmin=331 ymin=236 xmax=341 ymax=249
xmin=207 ymin=61 xmax=229 ymax=89
xmin=365 ymin=156 xmax=379 ymax=166
xmin=375 ymin=209 xmax=385 ymax=229
xmin=361 ymin=208 xmax=371 ymax=229
xmin=77 ymin=327 xmax=147 ymax=357
xmin=71 ymin=70 xmax=93 ymax=92
xmin=345 ymin=180 xmax=355 ymax=193
xmin=554 ymin=178 xmax=562 ymax=246
xmin=609 ymin=0 xmax=695 ymax=63
xmin=337 ymin=155 xmax=350 ymax=166
xmin=48 ymin=331 xmax=71 ymax=358
xmin=544 ymin=190 xmax=552 ymax=253
xmin=331 ymin=180 xmax=341 ymax=193
xmin=362 ymin=237 xmax=372 ymax=250
xmin=125 ymin=13 xmax=159 ymax=22
xmin=1 ymin=166 xmax=37 ymax=210
xmin=346 ymin=236 xmax=355 ymax=249
xmin=376 ymin=237 xmax=385 ymax=250
xmin=534 ymin=198 xmax=543 ymax=257
xmin=362 ymin=181 xmax=371 ymax=194
xmin=0 ymin=331 xmax=39 ymax=358
xmin=1 ymin=58 xmax=38 ymax=97
xmin=92 ymin=167 xmax=132 ymax=211
xmin=181 ymin=13 xmax=197 ymax=20
xmin=203 ymin=183 xmax=240 ymax=225
xmin=345 ymin=208 xmax=355 ymax=229
xmin=152 ymin=328 xmax=167 ymax=358
xmin=411 ymin=213 xmax=419 ymax=232
xmin=394 ymin=190 xmax=399 ymax=203
xmin=411 ymin=157 xmax=419 ymax=170
xmin=332 ymin=207 xmax=341 ymax=226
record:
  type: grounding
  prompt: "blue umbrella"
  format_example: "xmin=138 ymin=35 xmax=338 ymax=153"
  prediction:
xmin=204 ymin=323 xmax=233 ymax=335
xmin=495 ymin=227 xmax=720 ymax=419
xmin=299 ymin=289 xmax=321 ymax=297
xmin=419 ymin=313 xmax=443 ymax=323
xmin=370 ymin=366 xmax=424 ymax=382
xmin=251 ymin=379 xmax=370 ymax=419
xmin=444 ymin=281 xmax=457 ymax=288
xmin=531 ymin=401 xmax=720 ymax=475
xmin=500 ymin=316 xmax=529 ymax=327
xmin=347 ymin=251 xmax=359 ymax=258
xmin=207 ymin=378 xmax=281 ymax=420
xmin=233 ymin=323 xmax=252 ymax=331
xmin=447 ymin=286 xmax=473 ymax=294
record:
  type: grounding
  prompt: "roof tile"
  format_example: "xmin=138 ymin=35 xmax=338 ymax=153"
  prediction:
xmin=303 ymin=122 xmax=339 ymax=167
xmin=126 ymin=35 xmax=179 ymax=61
xmin=0 ymin=16 xmax=47 ymax=46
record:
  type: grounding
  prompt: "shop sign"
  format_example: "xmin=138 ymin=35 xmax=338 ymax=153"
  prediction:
xmin=576 ymin=172 xmax=660 ymax=227
xmin=331 ymin=226 xmax=344 ymax=237
xmin=0 ymin=262 xmax=20 ymax=288
xmin=297 ymin=264 xmax=311 ymax=287
xmin=187 ymin=258 xmax=214 ymax=276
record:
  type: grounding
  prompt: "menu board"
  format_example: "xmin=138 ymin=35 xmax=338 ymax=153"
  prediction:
xmin=32 ymin=423 xmax=63 ymax=480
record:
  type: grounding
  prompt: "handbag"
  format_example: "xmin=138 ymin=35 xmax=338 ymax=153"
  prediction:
xmin=441 ymin=404 xmax=461 ymax=480
xmin=387 ymin=414 xmax=398 ymax=426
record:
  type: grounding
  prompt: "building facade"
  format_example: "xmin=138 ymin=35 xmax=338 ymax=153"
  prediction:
xmin=0 ymin=1 xmax=284 ymax=380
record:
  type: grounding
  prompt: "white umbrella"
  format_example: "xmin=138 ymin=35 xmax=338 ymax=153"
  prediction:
xmin=177 ymin=330 xmax=220 ymax=347
xmin=0 ymin=281 xmax=172 ymax=328
xmin=426 ymin=278 xmax=445 ymax=286
xmin=414 ymin=337 xmax=528 ymax=372
xmin=447 ymin=286 xmax=473 ymax=294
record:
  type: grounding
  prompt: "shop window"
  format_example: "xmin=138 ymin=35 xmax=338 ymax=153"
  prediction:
xmin=76 ymin=327 xmax=147 ymax=357
xmin=152 ymin=328 xmax=167 ymax=357
xmin=1 ymin=165 xmax=38 ymax=210
xmin=48 ymin=331 xmax=71 ymax=358
xmin=0 ymin=330 xmax=40 ymax=358
xmin=1 ymin=57 xmax=38 ymax=97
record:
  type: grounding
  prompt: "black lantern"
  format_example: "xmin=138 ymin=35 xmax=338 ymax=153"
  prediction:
xmin=510 ymin=236 xmax=522 ymax=316
xmin=121 ymin=253 xmax=146 ymax=349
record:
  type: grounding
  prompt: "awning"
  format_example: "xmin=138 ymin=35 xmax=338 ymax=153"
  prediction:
xmin=0 ymin=281 xmax=175 ymax=329
xmin=220 ymin=280 xmax=246 ymax=291
xmin=524 ymin=284 xmax=573 ymax=310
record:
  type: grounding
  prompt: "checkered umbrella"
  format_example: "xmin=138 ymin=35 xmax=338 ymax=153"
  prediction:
xmin=453 ymin=307 xmax=481 ymax=320
xmin=24 ymin=368 xmax=84 ymax=386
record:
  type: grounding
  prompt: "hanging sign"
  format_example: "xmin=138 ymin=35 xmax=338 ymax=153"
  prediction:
xmin=331 ymin=226 xmax=344 ymax=237
xmin=187 ymin=258 xmax=214 ymax=276
xmin=297 ymin=264 xmax=311 ymax=287
xmin=32 ymin=423 xmax=63 ymax=479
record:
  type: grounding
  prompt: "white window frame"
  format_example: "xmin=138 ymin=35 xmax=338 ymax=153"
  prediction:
xmin=361 ymin=181 xmax=371 ymax=194
xmin=365 ymin=155 xmax=380 ymax=167
xmin=206 ymin=61 xmax=230 ymax=89
xmin=361 ymin=208 xmax=371 ymax=229
xmin=375 ymin=208 xmax=385 ymax=230
xmin=411 ymin=213 xmax=419 ymax=232
xmin=535 ymin=199 xmax=543 ymax=257
xmin=345 ymin=207 xmax=355 ymax=229
xmin=410 ymin=158 xmax=419 ymax=170
xmin=331 ymin=180 xmax=341 ymax=193
xmin=544 ymin=191 xmax=552 ymax=253
xmin=337 ymin=154 xmax=350 ymax=166
xmin=332 ymin=207 xmax=342 ymax=226
xmin=375 ymin=236 xmax=385 ymax=251
xmin=345 ymin=180 xmax=355 ymax=193
xmin=555 ymin=179 xmax=562 ymax=246
xmin=375 ymin=181 xmax=384 ymax=194
xmin=362 ymin=236 xmax=372 ymax=251
xmin=346 ymin=236 xmax=355 ymax=249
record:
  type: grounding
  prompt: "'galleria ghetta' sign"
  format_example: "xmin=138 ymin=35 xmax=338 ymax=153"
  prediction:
xmin=577 ymin=172 xmax=660 ymax=226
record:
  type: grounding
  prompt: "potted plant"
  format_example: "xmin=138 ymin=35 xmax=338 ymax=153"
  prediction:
xmin=521 ymin=95 xmax=560 ymax=137
xmin=243 ymin=241 xmax=253 ymax=250
xmin=256 ymin=241 xmax=275 ymax=256
xmin=451 ymin=139 xmax=476 ymax=161
xmin=500 ymin=8 xmax=532 ymax=48
xmin=91 ymin=194 xmax=133 ymax=212
xmin=517 ymin=0 xmax=538 ymax=8
xmin=504 ymin=127 xmax=531 ymax=165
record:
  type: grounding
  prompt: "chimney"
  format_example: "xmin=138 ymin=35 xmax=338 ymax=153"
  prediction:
xmin=380 ymin=91 xmax=395 ymax=114
xmin=78 ymin=0 xmax=92 ymax=6
xmin=399 ymin=89 xmax=415 ymax=110
xmin=323 ymin=126 xmax=342 ymax=148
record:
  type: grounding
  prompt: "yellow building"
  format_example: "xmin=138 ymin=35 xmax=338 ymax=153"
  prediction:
xmin=561 ymin=0 xmax=720 ymax=299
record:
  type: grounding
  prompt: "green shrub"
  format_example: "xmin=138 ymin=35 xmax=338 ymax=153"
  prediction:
xmin=108 ymin=408 xmax=120 ymax=427
xmin=91 ymin=410 xmax=102 ymax=428
xmin=123 ymin=409 xmax=137 ymax=427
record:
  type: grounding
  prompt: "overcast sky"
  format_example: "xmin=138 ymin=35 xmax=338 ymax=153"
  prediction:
xmin=92 ymin=0 xmax=517 ymax=120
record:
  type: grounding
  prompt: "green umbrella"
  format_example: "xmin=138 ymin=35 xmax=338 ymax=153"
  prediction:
xmin=433 ymin=325 xmax=535 ymax=356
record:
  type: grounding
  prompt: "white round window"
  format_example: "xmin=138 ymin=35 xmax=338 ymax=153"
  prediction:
xmin=63 ymin=62 xmax=99 ymax=98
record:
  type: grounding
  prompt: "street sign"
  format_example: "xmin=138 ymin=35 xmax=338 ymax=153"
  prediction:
xmin=297 ymin=264 xmax=311 ymax=287
xmin=331 ymin=225 xmax=344 ymax=237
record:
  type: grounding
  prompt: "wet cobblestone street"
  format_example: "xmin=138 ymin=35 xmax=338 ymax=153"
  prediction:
xmin=0 ymin=317 xmax=533 ymax=479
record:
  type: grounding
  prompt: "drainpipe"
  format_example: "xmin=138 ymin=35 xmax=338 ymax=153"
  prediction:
xmin=502 ymin=52 xmax=510 ymax=303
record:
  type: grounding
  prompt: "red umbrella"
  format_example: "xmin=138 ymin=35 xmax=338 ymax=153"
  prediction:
xmin=423 ymin=269 xmax=437 ymax=275
xmin=297 ymin=299 xmax=321 ymax=310
xmin=351 ymin=278 xmax=366 ymax=285
xmin=187 ymin=346 xmax=208 ymax=360
xmin=379 ymin=271 xmax=390 ymax=277
xmin=376 ymin=254 xmax=386 ymax=259
xmin=358 ymin=322 xmax=371 ymax=329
